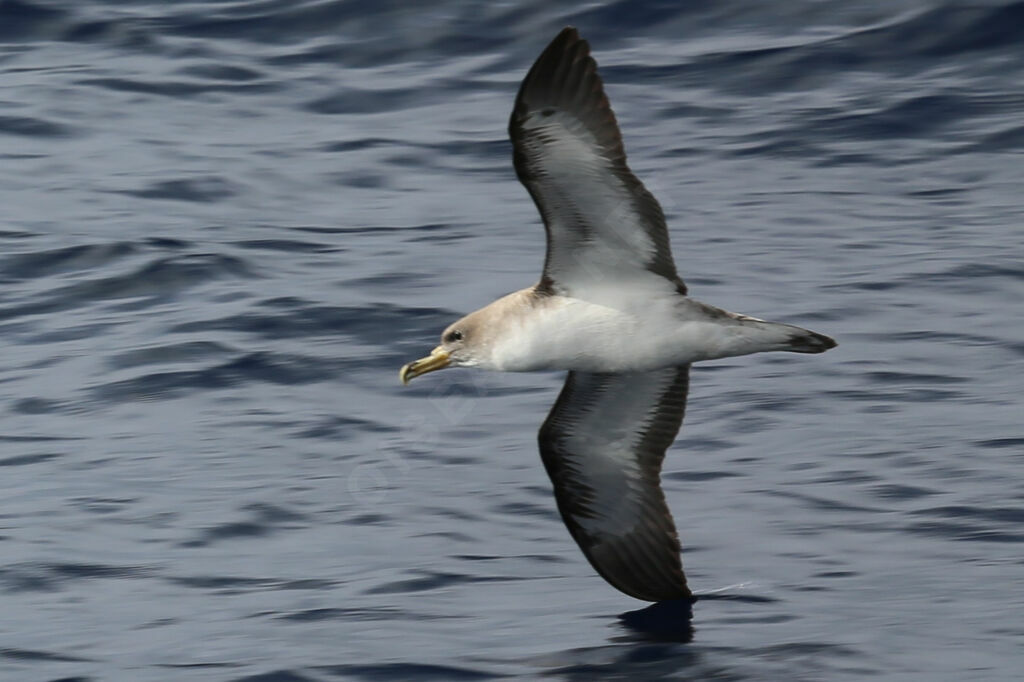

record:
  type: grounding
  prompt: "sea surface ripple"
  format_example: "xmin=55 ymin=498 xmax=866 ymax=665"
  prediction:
xmin=1 ymin=1 xmax=1022 ymax=680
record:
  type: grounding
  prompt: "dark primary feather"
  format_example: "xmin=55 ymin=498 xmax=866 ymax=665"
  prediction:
xmin=538 ymin=366 xmax=692 ymax=602
xmin=509 ymin=26 xmax=686 ymax=296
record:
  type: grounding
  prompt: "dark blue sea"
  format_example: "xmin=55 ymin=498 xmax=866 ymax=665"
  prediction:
xmin=2 ymin=1 xmax=1023 ymax=680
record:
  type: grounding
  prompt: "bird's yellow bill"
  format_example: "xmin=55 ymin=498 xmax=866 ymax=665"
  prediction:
xmin=400 ymin=346 xmax=450 ymax=385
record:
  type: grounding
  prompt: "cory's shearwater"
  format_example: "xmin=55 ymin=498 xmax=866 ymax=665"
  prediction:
xmin=400 ymin=27 xmax=837 ymax=602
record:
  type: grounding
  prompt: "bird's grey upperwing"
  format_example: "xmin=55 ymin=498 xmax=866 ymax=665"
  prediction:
xmin=538 ymin=366 xmax=691 ymax=602
xmin=510 ymin=27 xmax=686 ymax=296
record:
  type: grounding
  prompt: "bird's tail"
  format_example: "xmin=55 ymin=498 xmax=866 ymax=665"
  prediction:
xmin=730 ymin=314 xmax=837 ymax=355
xmin=784 ymin=327 xmax=837 ymax=354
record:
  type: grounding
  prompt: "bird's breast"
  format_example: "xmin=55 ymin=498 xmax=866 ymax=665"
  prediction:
xmin=486 ymin=295 xmax=695 ymax=373
xmin=482 ymin=291 xmax=770 ymax=373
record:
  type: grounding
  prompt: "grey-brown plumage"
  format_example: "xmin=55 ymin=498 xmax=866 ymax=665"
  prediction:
xmin=515 ymin=27 xmax=693 ymax=602
xmin=399 ymin=26 xmax=837 ymax=604
xmin=539 ymin=367 xmax=692 ymax=601
xmin=510 ymin=27 xmax=686 ymax=296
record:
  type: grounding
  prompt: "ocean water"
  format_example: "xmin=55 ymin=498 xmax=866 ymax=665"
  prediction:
xmin=1 ymin=1 xmax=1022 ymax=680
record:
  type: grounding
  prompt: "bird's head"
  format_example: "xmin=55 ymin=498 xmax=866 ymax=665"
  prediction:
xmin=400 ymin=316 xmax=482 ymax=384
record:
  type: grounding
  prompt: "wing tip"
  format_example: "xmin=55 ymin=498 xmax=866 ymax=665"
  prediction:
xmin=543 ymin=26 xmax=585 ymax=59
xmin=511 ymin=26 xmax=600 ymax=120
xmin=589 ymin=538 xmax=692 ymax=602
xmin=509 ymin=25 xmax=625 ymax=167
xmin=554 ymin=25 xmax=581 ymax=45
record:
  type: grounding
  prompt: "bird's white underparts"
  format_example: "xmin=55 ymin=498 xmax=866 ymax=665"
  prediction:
xmin=400 ymin=26 xmax=836 ymax=603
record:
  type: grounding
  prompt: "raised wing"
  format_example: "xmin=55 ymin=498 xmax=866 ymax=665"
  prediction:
xmin=538 ymin=366 xmax=691 ymax=602
xmin=510 ymin=27 xmax=685 ymax=296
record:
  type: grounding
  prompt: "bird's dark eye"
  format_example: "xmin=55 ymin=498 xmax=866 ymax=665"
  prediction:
xmin=444 ymin=330 xmax=463 ymax=343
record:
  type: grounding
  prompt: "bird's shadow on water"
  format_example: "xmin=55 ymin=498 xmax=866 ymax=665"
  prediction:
xmin=613 ymin=591 xmax=775 ymax=644
xmin=533 ymin=593 xmax=779 ymax=678
xmin=529 ymin=599 xmax=700 ymax=679
xmin=616 ymin=597 xmax=697 ymax=643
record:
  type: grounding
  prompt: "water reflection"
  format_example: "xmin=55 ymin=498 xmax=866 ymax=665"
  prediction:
xmin=617 ymin=598 xmax=696 ymax=643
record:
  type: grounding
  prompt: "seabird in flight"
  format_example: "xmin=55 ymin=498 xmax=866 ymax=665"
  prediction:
xmin=400 ymin=27 xmax=836 ymax=602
